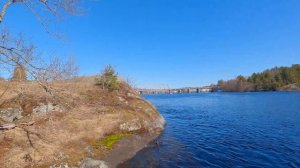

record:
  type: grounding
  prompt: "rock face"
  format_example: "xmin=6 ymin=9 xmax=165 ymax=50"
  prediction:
xmin=33 ymin=103 xmax=63 ymax=114
xmin=0 ymin=103 xmax=63 ymax=122
xmin=0 ymin=108 xmax=22 ymax=122
xmin=126 ymin=92 xmax=140 ymax=99
xmin=119 ymin=115 xmax=165 ymax=132
xmin=146 ymin=114 xmax=166 ymax=132
xmin=119 ymin=119 xmax=142 ymax=132
xmin=49 ymin=163 xmax=71 ymax=168
xmin=79 ymin=158 xmax=109 ymax=168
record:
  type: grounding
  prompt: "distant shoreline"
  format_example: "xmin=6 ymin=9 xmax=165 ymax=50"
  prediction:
xmin=138 ymin=89 xmax=300 ymax=95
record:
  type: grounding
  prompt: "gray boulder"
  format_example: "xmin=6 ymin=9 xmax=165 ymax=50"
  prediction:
xmin=33 ymin=103 xmax=63 ymax=114
xmin=0 ymin=108 xmax=22 ymax=122
xmin=79 ymin=158 xmax=109 ymax=168
xmin=119 ymin=119 xmax=142 ymax=132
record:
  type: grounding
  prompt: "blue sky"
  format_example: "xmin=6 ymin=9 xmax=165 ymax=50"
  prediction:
xmin=2 ymin=0 xmax=300 ymax=88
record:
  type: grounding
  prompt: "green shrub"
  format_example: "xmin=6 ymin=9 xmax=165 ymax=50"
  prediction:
xmin=96 ymin=65 xmax=119 ymax=91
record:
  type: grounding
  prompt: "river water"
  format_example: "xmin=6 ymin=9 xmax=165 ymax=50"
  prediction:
xmin=120 ymin=92 xmax=300 ymax=168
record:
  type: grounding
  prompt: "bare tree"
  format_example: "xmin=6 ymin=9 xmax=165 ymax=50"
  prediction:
xmin=0 ymin=30 xmax=41 ymax=78
xmin=0 ymin=0 xmax=81 ymax=23
xmin=38 ymin=55 xmax=79 ymax=81
xmin=0 ymin=0 xmax=82 ymax=94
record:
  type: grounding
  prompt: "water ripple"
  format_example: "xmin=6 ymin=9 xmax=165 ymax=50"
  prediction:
xmin=119 ymin=92 xmax=300 ymax=168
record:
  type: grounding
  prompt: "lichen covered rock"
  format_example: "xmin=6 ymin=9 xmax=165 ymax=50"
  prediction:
xmin=79 ymin=158 xmax=109 ymax=168
xmin=33 ymin=103 xmax=64 ymax=114
xmin=0 ymin=108 xmax=23 ymax=122
xmin=119 ymin=119 xmax=142 ymax=132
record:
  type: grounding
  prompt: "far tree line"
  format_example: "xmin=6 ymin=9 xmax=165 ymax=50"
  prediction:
xmin=217 ymin=64 xmax=300 ymax=92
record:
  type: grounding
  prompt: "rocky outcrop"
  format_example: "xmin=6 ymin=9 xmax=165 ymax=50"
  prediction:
xmin=145 ymin=114 xmax=166 ymax=132
xmin=119 ymin=115 xmax=165 ymax=132
xmin=79 ymin=158 xmax=109 ymax=168
xmin=103 ymin=132 xmax=162 ymax=167
xmin=33 ymin=103 xmax=64 ymax=114
xmin=119 ymin=119 xmax=142 ymax=132
xmin=0 ymin=78 xmax=165 ymax=168
xmin=0 ymin=108 xmax=22 ymax=122
xmin=0 ymin=102 xmax=63 ymax=122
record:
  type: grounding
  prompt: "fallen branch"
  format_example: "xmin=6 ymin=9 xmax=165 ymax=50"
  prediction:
xmin=0 ymin=123 xmax=15 ymax=130
xmin=20 ymin=121 xmax=35 ymax=126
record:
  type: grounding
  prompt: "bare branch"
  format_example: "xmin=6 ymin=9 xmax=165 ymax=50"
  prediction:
xmin=0 ymin=0 xmax=82 ymax=97
xmin=0 ymin=0 xmax=21 ymax=23
xmin=0 ymin=0 xmax=81 ymax=23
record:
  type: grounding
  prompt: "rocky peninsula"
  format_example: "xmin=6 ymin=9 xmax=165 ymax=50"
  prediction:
xmin=0 ymin=76 xmax=165 ymax=168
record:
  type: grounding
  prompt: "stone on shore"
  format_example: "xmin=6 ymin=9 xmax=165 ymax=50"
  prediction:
xmin=79 ymin=158 xmax=109 ymax=168
xmin=0 ymin=108 xmax=22 ymax=122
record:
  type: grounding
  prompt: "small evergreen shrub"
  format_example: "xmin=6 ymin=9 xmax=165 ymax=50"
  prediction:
xmin=96 ymin=65 xmax=119 ymax=91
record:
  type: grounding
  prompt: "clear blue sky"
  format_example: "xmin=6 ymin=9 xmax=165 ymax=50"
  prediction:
xmin=2 ymin=0 xmax=300 ymax=88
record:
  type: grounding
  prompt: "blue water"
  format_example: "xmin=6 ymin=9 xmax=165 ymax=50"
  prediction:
xmin=120 ymin=92 xmax=300 ymax=168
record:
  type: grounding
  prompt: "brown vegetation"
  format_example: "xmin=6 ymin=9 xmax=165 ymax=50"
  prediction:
xmin=0 ymin=77 xmax=164 ymax=168
xmin=12 ymin=66 xmax=27 ymax=81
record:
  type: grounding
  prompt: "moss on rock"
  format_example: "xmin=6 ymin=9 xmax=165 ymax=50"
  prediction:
xmin=101 ymin=133 xmax=132 ymax=150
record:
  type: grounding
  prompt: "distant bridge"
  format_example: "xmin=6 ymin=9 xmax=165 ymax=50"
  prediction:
xmin=136 ymin=86 xmax=215 ymax=95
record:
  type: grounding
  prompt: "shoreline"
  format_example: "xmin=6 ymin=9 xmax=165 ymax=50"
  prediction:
xmin=79 ymin=116 xmax=166 ymax=168
xmin=140 ymin=89 xmax=300 ymax=95
xmin=105 ymin=131 xmax=162 ymax=167
xmin=78 ymin=131 xmax=163 ymax=168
